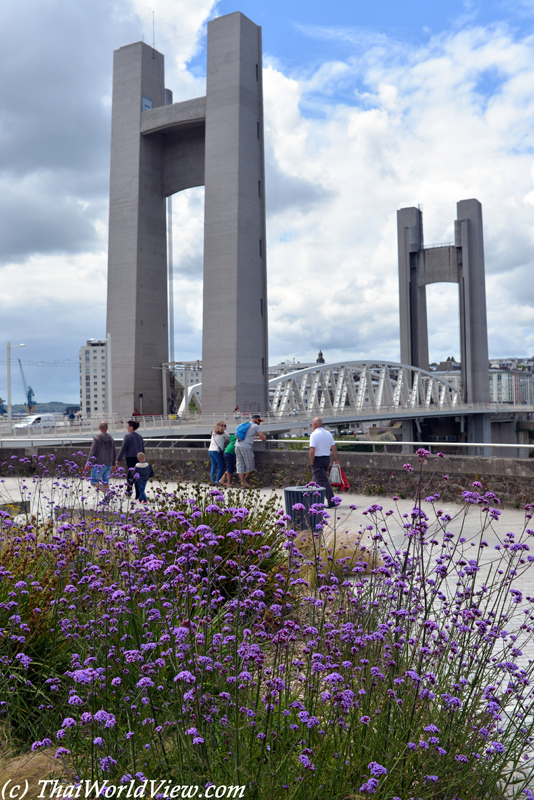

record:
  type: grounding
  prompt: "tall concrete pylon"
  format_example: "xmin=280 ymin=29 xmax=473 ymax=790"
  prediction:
xmin=106 ymin=12 xmax=268 ymax=417
xmin=397 ymin=199 xmax=489 ymax=406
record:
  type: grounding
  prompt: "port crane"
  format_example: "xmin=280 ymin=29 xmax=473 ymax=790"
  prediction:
xmin=18 ymin=358 xmax=36 ymax=414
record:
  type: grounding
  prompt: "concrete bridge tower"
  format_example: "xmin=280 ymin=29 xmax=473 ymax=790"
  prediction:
xmin=106 ymin=12 xmax=268 ymax=417
xmin=397 ymin=199 xmax=490 ymax=443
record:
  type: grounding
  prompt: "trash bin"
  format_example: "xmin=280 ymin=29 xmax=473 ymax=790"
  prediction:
xmin=284 ymin=485 xmax=326 ymax=532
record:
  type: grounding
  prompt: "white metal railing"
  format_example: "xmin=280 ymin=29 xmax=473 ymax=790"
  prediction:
xmin=266 ymin=439 xmax=534 ymax=456
xmin=0 ymin=399 xmax=532 ymax=445
xmin=0 ymin=433 xmax=531 ymax=460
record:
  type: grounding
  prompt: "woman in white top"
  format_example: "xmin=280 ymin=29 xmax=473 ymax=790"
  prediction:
xmin=208 ymin=421 xmax=230 ymax=484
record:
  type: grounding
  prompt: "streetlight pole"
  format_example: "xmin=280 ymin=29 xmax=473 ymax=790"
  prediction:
xmin=106 ymin=332 xmax=112 ymax=421
xmin=6 ymin=342 xmax=26 ymax=422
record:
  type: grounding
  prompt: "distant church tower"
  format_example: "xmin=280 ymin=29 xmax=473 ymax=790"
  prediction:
xmin=316 ymin=350 xmax=325 ymax=364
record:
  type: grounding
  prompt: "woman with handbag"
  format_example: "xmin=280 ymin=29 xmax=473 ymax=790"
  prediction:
xmin=208 ymin=421 xmax=229 ymax=484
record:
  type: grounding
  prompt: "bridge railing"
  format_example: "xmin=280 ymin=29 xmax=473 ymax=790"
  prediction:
xmin=0 ymin=401 xmax=532 ymax=443
xmin=265 ymin=439 xmax=534 ymax=457
xmin=0 ymin=432 xmax=532 ymax=461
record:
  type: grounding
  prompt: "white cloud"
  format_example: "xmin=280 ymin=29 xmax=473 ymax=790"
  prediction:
xmin=107 ymin=0 xmax=219 ymax=101
xmin=2 ymin=1 xmax=534 ymax=403
xmin=261 ymin=23 xmax=534 ymax=364
xmin=293 ymin=22 xmax=393 ymax=51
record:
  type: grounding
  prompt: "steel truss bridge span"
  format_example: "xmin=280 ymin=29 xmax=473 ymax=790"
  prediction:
xmin=179 ymin=361 xmax=461 ymax=418
xmin=270 ymin=361 xmax=461 ymax=417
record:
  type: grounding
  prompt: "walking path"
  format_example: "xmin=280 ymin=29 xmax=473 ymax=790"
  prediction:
xmin=1 ymin=474 xmax=530 ymax=540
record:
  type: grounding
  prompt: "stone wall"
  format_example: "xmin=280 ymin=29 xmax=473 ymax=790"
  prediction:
xmin=2 ymin=445 xmax=534 ymax=508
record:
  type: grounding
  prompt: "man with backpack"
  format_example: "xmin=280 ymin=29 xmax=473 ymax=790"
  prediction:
xmin=235 ymin=414 xmax=266 ymax=488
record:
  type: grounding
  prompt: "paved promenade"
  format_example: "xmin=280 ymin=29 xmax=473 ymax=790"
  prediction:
xmin=0 ymin=474 xmax=530 ymax=541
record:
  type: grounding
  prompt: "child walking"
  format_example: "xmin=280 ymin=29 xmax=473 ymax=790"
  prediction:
xmin=134 ymin=452 xmax=154 ymax=504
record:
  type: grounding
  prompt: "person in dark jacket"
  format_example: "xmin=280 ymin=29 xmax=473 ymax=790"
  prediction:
xmin=116 ymin=420 xmax=145 ymax=498
xmin=133 ymin=452 xmax=154 ymax=504
xmin=85 ymin=421 xmax=117 ymax=494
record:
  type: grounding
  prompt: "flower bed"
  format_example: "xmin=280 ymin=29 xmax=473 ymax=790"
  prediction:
xmin=0 ymin=452 xmax=533 ymax=798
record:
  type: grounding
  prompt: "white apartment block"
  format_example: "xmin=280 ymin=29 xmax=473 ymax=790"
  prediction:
xmin=489 ymin=369 xmax=534 ymax=405
xmin=173 ymin=361 xmax=202 ymax=389
xmin=79 ymin=340 xmax=108 ymax=417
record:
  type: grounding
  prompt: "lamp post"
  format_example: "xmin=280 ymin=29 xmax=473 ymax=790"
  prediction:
xmin=6 ymin=342 xmax=26 ymax=422
xmin=106 ymin=332 xmax=113 ymax=421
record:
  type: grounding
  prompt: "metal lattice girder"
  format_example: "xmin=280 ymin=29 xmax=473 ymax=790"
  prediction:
xmin=268 ymin=361 xmax=461 ymax=417
xmin=181 ymin=361 xmax=461 ymax=417
xmin=337 ymin=371 xmax=347 ymax=407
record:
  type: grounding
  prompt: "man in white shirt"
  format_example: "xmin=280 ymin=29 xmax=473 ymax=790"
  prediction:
xmin=309 ymin=417 xmax=339 ymax=508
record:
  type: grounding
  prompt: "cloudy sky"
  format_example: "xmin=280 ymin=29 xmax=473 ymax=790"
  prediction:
xmin=1 ymin=0 xmax=534 ymax=404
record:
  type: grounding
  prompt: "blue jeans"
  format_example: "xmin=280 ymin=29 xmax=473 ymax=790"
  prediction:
xmin=224 ymin=452 xmax=236 ymax=474
xmin=91 ymin=465 xmax=111 ymax=486
xmin=137 ymin=480 xmax=147 ymax=501
xmin=209 ymin=451 xmax=225 ymax=483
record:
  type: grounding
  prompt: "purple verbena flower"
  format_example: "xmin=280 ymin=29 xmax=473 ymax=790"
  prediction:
xmin=359 ymin=778 xmax=379 ymax=794
xmin=93 ymin=710 xmax=116 ymax=728
xmin=368 ymin=762 xmax=387 ymax=777
xmin=174 ymin=670 xmax=196 ymax=684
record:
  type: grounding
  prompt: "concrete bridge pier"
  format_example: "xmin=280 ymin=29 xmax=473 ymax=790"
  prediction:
xmin=491 ymin=414 xmax=530 ymax=458
xmin=401 ymin=419 xmax=415 ymax=453
xmin=467 ymin=413 xmax=491 ymax=456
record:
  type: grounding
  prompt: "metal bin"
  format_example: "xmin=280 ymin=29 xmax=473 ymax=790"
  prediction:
xmin=284 ymin=485 xmax=326 ymax=532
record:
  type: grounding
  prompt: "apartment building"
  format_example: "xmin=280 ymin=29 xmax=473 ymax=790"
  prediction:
xmin=79 ymin=339 xmax=108 ymax=417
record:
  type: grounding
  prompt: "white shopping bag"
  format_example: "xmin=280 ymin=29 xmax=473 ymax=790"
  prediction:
xmin=329 ymin=463 xmax=341 ymax=485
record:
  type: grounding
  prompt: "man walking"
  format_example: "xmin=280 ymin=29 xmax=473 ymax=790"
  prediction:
xmin=235 ymin=414 xmax=266 ymax=488
xmin=309 ymin=417 xmax=339 ymax=508
xmin=86 ymin=421 xmax=117 ymax=495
